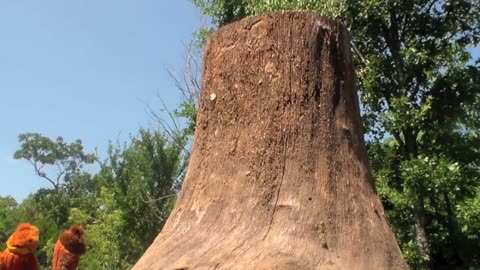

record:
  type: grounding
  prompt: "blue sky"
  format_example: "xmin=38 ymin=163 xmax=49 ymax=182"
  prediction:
xmin=0 ymin=1 xmax=203 ymax=201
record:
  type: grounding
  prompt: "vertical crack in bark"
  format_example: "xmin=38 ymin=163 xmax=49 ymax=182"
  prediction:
xmin=266 ymin=16 xmax=294 ymax=238
xmin=331 ymin=32 xmax=342 ymax=112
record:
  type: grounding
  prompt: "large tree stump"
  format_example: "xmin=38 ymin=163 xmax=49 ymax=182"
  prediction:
xmin=133 ymin=11 xmax=407 ymax=270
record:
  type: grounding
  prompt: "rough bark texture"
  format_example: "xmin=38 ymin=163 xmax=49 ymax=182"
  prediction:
xmin=133 ymin=11 xmax=407 ymax=270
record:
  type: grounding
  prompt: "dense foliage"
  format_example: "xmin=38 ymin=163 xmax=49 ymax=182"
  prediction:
xmin=1 ymin=130 xmax=187 ymax=269
xmin=191 ymin=0 xmax=480 ymax=269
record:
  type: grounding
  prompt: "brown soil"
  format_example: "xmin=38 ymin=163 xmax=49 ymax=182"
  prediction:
xmin=132 ymin=11 xmax=408 ymax=270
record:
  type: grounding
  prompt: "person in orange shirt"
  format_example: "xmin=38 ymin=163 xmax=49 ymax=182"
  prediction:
xmin=0 ymin=223 xmax=41 ymax=270
xmin=52 ymin=225 xmax=86 ymax=270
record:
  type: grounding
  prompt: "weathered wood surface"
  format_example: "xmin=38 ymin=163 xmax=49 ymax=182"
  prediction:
xmin=133 ymin=11 xmax=407 ymax=270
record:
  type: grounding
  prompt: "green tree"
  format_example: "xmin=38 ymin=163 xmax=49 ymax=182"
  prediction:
xmin=345 ymin=1 xmax=480 ymax=268
xmin=70 ymin=187 xmax=127 ymax=270
xmin=65 ymin=129 xmax=187 ymax=269
xmin=0 ymin=196 xmax=21 ymax=250
xmin=95 ymin=129 xmax=187 ymax=264
xmin=9 ymin=129 xmax=187 ymax=269
xmin=13 ymin=133 xmax=99 ymax=229
xmin=14 ymin=133 xmax=96 ymax=192
xmin=191 ymin=1 xmax=480 ymax=268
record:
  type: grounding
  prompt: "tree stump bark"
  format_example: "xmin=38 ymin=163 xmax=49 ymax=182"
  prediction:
xmin=133 ymin=11 xmax=407 ymax=270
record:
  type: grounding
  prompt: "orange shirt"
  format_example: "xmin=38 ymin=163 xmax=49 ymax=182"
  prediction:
xmin=0 ymin=248 xmax=40 ymax=270
xmin=52 ymin=240 xmax=80 ymax=270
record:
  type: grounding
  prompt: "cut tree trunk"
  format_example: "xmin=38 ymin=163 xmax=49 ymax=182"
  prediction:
xmin=133 ymin=11 xmax=407 ymax=270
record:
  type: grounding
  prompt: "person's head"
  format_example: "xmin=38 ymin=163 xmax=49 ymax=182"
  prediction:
xmin=7 ymin=223 xmax=40 ymax=252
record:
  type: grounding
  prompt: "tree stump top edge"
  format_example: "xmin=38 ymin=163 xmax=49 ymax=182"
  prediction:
xmin=207 ymin=10 xmax=346 ymax=44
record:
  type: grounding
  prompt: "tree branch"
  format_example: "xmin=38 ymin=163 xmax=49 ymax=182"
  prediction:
xmin=31 ymin=160 xmax=58 ymax=191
